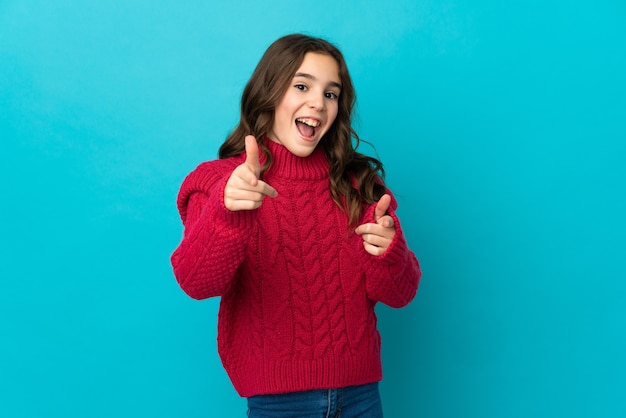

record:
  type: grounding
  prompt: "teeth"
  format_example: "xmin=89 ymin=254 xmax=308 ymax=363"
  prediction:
xmin=296 ymin=118 xmax=320 ymax=128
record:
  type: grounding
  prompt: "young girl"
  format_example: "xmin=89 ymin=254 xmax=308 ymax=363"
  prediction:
xmin=171 ymin=34 xmax=421 ymax=418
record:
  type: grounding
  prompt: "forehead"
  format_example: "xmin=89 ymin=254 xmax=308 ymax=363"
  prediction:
xmin=294 ymin=52 xmax=341 ymax=86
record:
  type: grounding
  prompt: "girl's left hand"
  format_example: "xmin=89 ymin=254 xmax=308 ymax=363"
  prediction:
xmin=355 ymin=194 xmax=396 ymax=256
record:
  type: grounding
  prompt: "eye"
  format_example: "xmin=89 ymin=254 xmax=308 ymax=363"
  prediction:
xmin=325 ymin=91 xmax=339 ymax=100
xmin=295 ymin=84 xmax=307 ymax=91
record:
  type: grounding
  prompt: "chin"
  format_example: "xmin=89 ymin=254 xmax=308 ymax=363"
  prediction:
xmin=291 ymin=146 xmax=317 ymax=158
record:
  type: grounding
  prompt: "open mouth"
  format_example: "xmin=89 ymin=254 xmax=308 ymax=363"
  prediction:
xmin=295 ymin=117 xmax=321 ymax=138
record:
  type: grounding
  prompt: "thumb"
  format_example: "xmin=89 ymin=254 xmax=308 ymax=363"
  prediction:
xmin=244 ymin=135 xmax=261 ymax=177
xmin=374 ymin=194 xmax=391 ymax=221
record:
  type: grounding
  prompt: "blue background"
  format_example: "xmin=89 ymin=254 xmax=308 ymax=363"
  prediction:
xmin=1 ymin=1 xmax=625 ymax=417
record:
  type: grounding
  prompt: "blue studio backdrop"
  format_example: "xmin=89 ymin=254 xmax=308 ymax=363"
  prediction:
xmin=1 ymin=1 xmax=625 ymax=417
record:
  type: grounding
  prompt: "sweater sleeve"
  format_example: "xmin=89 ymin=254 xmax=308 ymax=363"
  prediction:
xmin=170 ymin=161 xmax=256 ymax=300
xmin=360 ymin=192 xmax=421 ymax=308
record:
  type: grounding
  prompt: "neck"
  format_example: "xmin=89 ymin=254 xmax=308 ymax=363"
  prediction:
xmin=262 ymin=138 xmax=329 ymax=181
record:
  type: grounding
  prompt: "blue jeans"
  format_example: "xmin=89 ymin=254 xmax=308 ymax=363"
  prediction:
xmin=246 ymin=382 xmax=383 ymax=418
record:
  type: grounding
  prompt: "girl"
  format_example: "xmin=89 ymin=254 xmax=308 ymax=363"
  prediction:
xmin=171 ymin=34 xmax=421 ymax=418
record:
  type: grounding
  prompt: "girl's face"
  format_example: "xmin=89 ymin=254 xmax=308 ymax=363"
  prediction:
xmin=269 ymin=52 xmax=341 ymax=157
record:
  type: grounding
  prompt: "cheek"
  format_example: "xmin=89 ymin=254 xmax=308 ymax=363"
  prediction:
xmin=274 ymin=94 xmax=294 ymax=119
xmin=275 ymin=104 xmax=293 ymax=128
xmin=328 ymin=105 xmax=339 ymax=126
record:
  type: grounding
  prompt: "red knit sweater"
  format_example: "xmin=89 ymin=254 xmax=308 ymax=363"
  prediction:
xmin=171 ymin=140 xmax=421 ymax=397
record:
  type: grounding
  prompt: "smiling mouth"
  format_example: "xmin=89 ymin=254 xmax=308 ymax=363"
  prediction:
xmin=295 ymin=118 xmax=320 ymax=138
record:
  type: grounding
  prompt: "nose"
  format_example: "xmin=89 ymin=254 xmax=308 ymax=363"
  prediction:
xmin=307 ymin=91 xmax=325 ymax=111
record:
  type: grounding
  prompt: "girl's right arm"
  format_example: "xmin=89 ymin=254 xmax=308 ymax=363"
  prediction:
xmin=170 ymin=165 xmax=258 ymax=300
xmin=171 ymin=137 xmax=276 ymax=300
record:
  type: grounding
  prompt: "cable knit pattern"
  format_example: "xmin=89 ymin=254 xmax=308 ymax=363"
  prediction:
xmin=171 ymin=139 xmax=421 ymax=397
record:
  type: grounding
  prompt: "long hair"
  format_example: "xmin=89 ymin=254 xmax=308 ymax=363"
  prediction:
xmin=219 ymin=34 xmax=386 ymax=226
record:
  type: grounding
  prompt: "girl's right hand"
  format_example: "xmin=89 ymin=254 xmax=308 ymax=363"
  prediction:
xmin=224 ymin=135 xmax=278 ymax=211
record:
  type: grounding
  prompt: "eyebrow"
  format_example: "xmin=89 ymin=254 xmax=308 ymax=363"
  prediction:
xmin=294 ymin=72 xmax=342 ymax=90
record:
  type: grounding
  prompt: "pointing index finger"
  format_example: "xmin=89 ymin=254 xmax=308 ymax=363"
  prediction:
xmin=258 ymin=180 xmax=278 ymax=198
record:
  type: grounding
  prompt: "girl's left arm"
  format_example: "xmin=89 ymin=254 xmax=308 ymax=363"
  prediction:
xmin=356 ymin=193 xmax=421 ymax=308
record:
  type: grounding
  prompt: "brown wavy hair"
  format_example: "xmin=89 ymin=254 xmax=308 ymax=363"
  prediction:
xmin=219 ymin=34 xmax=386 ymax=226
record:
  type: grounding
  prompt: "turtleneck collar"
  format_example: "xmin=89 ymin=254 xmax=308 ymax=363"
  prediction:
xmin=261 ymin=137 xmax=329 ymax=181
